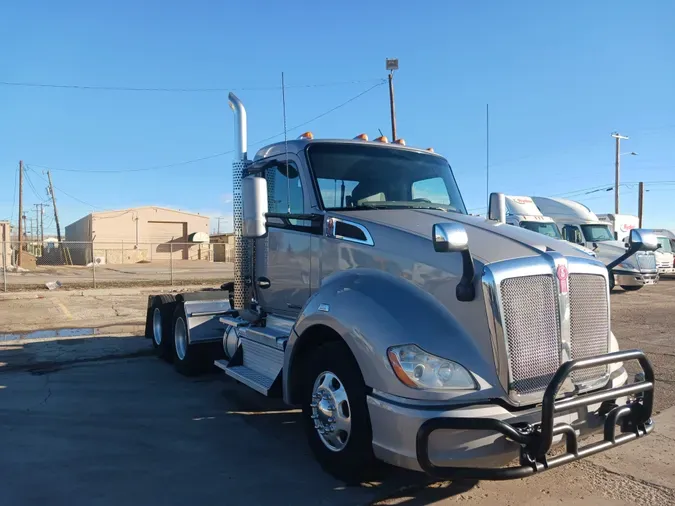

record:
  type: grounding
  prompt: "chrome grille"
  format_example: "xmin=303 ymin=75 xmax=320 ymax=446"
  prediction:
xmin=568 ymin=274 xmax=609 ymax=384
xmin=500 ymin=275 xmax=561 ymax=395
xmin=636 ymin=253 xmax=656 ymax=271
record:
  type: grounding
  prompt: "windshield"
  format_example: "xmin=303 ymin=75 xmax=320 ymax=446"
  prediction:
xmin=657 ymin=237 xmax=673 ymax=253
xmin=580 ymin=224 xmax=614 ymax=242
xmin=520 ymin=221 xmax=562 ymax=239
xmin=307 ymin=143 xmax=467 ymax=213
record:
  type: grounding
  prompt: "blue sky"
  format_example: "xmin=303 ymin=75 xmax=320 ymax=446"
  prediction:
xmin=2 ymin=1 xmax=674 ymax=235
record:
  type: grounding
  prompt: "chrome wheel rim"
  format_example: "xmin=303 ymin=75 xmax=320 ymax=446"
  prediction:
xmin=174 ymin=317 xmax=188 ymax=361
xmin=152 ymin=308 xmax=162 ymax=346
xmin=310 ymin=371 xmax=351 ymax=452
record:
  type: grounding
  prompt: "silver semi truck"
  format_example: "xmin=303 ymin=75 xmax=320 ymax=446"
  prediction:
xmin=145 ymin=93 xmax=657 ymax=483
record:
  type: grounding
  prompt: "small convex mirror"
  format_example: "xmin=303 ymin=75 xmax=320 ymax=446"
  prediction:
xmin=432 ymin=223 xmax=469 ymax=253
xmin=629 ymin=229 xmax=659 ymax=252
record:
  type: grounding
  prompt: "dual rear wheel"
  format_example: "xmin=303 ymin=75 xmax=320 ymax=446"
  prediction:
xmin=146 ymin=296 xmax=217 ymax=376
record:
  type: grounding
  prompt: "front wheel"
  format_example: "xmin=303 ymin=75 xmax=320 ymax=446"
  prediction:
xmin=302 ymin=341 xmax=377 ymax=484
xmin=621 ymin=285 xmax=643 ymax=292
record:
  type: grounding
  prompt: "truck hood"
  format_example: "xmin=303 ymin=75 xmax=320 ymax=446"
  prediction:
xmin=333 ymin=209 xmax=595 ymax=265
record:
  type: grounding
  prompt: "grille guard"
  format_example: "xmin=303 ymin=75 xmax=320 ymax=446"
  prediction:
xmin=415 ymin=349 xmax=655 ymax=480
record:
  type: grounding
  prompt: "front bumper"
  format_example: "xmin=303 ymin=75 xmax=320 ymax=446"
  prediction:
xmin=368 ymin=350 xmax=654 ymax=480
xmin=614 ymin=270 xmax=659 ymax=287
xmin=657 ymin=266 xmax=675 ymax=276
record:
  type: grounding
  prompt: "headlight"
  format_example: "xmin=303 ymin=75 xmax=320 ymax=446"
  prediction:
xmin=387 ymin=344 xmax=477 ymax=390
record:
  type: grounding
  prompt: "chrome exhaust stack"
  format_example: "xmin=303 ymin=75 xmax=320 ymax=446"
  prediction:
xmin=228 ymin=92 xmax=252 ymax=310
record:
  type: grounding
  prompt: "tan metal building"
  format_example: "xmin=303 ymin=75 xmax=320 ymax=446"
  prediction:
xmin=65 ymin=207 xmax=210 ymax=264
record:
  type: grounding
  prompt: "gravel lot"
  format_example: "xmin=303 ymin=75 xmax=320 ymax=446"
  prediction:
xmin=0 ymin=279 xmax=673 ymax=505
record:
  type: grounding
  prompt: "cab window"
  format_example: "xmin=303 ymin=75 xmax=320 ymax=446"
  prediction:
xmin=267 ymin=161 xmax=303 ymax=214
xmin=562 ymin=225 xmax=583 ymax=244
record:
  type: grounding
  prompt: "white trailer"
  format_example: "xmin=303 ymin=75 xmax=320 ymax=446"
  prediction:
xmin=597 ymin=214 xmax=639 ymax=242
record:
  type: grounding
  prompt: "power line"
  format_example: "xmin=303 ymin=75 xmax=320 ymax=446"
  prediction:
xmin=23 ymin=169 xmax=48 ymax=202
xmin=0 ymin=78 xmax=385 ymax=93
xmin=26 ymin=166 xmax=101 ymax=210
xmin=26 ymin=81 xmax=386 ymax=174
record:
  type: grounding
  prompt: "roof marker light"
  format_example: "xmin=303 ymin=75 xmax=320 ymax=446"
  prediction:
xmin=374 ymin=136 xmax=389 ymax=143
xmin=298 ymin=131 xmax=314 ymax=140
xmin=426 ymin=147 xmax=435 ymax=153
xmin=393 ymin=138 xmax=406 ymax=145
xmin=354 ymin=133 xmax=369 ymax=141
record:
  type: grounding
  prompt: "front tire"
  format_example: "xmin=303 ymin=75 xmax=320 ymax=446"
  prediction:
xmin=621 ymin=285 xmax=643 ymax=292
xmin=301 ymin=341 xmax=377 ymax=484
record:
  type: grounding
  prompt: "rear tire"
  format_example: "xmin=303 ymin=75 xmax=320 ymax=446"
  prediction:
xmin=621 ymin=285 xmax=642 ymax=292
xmin=171 ymin=302 xmax=211 ymax=376
xmin=145 ymin=295 xmax=175 ymax=361
xmin=301 ymin=341 xmax=377 ymax=484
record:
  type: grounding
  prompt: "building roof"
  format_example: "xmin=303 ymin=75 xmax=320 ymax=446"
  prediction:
xmin=89 ymin=206 xmax=208 ymax=219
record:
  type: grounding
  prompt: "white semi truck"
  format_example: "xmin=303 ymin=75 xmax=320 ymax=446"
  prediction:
xmin=532 ymin=197 xmax=658 ymax=291
xmin=144 ymin=93 xmax=657 ymax=483
xmin=504 ymin=196 xmax=564 ymax=239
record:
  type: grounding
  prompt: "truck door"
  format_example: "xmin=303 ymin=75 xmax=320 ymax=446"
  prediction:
xmin=255 ymin=156 xmax=312 ymax=317
xmin=561 ymin=224 xmax=584 ymax=245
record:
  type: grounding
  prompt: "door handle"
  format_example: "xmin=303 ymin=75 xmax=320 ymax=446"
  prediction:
xmin=257 ymin=277 xmax=271 ymax=289
xmin=287 ymin=303 xmax=302 ymax=310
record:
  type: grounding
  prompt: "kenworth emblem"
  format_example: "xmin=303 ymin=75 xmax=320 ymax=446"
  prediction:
xmin=557 ymin=264 xmax=569 ymax=293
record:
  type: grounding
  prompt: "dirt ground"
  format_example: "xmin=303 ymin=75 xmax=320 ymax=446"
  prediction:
xmin=0 ymin=279 xmax=673 ymax=505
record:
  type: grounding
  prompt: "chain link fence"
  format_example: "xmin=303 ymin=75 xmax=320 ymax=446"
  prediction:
xmin=1 ymin=241 xmax=234 ymax=292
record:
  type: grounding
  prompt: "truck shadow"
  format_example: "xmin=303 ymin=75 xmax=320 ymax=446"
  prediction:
xmin=0 ymin=336 xmax=478 ymax=505
xmin=216 ymin=379 xmax=478 ymax=503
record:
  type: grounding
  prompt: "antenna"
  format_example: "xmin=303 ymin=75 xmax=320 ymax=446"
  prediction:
xmin=281 ymin=72 xmax=291 ymax=214
xmin=486 ymin=104 xmax=490 ymax=212
xmin=378 ymin=128 xmax=384 ymax=137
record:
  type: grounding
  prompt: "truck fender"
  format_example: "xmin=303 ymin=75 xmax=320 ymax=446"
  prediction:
xmin=283 ymin=268 xmax=500 ymax=405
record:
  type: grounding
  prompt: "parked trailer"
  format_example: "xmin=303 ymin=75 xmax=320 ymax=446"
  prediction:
xmin=144 ymin=93 xmax=658 ymax=483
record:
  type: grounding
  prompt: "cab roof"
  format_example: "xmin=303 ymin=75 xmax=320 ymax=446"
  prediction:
xmin=253 ymin=138 xmax=444 ymax=161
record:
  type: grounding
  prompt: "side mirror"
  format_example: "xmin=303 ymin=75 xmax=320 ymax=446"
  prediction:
xmin=629 ymin=229 xmax=659 ymax=252
xmin=242 ymin=175 xmax=268 ymax=238
xmin=488 ymin=192 xmax=506 ymax=224
xmin=432 ymin=223 xmax=468 ymax=252
xmin=432 ymin=223 xmax=475 ymax=302
xmin=607 ymin=228 xmax=658 ymax=272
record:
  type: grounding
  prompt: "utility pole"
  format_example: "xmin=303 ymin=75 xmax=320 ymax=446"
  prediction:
xmin=611 ymin=133 xmax=629 ymax=214
xmin=638 ymin=182 xmax=644 ymax=228
xmin=386 ymin=58 xmax=399 ymax=142
xmin=18 ymin=161 xmax=23 ymax=266
xmin=34 ymin=205 xmax=40 ymax=244
xmin=34 ymin=203 xmax=45 ymax=250
xmin=47 ymin=170 xmax=63 ymax=242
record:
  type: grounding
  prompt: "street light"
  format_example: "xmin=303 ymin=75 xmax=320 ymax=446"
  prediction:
xmin=386 ymin=58 xmax=398 ymax=142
